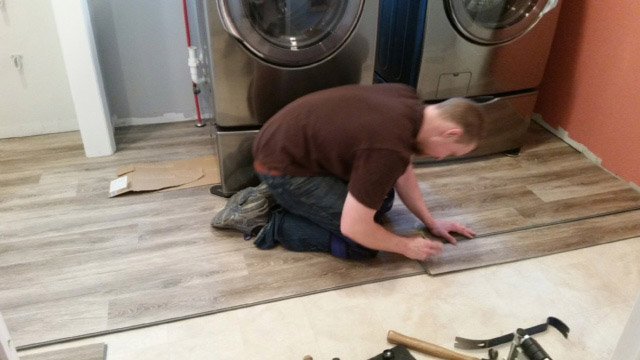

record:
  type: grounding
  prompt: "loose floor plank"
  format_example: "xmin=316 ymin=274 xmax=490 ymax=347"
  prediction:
xmin=20 ymin=343 xmax=106 ymax=360
xmin=423 ymin=209 xmax=640 ymax=275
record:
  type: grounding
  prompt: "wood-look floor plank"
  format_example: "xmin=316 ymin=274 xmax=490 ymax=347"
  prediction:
xmin=106 ymin=249 xmax=419 ymax=329
xmin=515 ymin=188 xmax=640 ymax=223
xmin=6 ymin=297 xmax=108 ymax=347
xmin=415 ymin=146 xmax=594 ymax=190
xmin=0 ymin=224 xmax=140 ymax=267
xmin=20 ymin=343 xmax=106 ymax=360
xmin=386 ymin=206 xmax=529 ymax=237
xmin=423 ymin=209 xmax=640 ymax=275
xmin=525 ymin=170 xmax=629 ymax=202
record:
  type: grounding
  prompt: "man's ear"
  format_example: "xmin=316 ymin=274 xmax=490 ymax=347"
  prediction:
xmin=443 ymin=128 xmax=463 ymax=139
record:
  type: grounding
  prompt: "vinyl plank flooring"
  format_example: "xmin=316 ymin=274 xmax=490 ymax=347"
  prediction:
xmin=402 ymin=124 xmax=640 ymax=236
xmin=2 ymin=121 xmax=640 ymax=349
xmin=0 ymin=131 xmax=82 ymax=154
xmin=386 ymin=206 xmax=530 ymax=237
xmin=6 ymin=298 xmax=108 ymax=347
xmin=423 ymin=209 xmax=640 ymax=275
xmin=427 ymin=184 xmax=545 ymax=213
xmin=1 ymin=190 xmax=217 ymax=239
xmin=0 ymin=224 xmax=140 ymax=267
xmin=525 ymin=171 xmax=629 ymax=202
xmin=105 ymin=249 xmax=420 ymax=329
xmin=415 ymin=147 xmax=593 ymax=190
xmin=0 ymin=174 xmax=41 ymax=188
xmin=515 ymin=188 xmax=640 ymax=223
xmin=20 ymin=343 xmax=106 ymax=360
xmin=413 ymin=179 xmax=640 ymax=232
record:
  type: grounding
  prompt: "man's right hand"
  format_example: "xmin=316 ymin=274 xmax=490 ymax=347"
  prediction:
xmin=403 ymin=236 xmax=443 ymax=261
xmin=342 ymin=192 xmax=445 ymax=261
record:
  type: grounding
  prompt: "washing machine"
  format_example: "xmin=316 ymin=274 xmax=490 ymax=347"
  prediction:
xmin=206 ymin=0 xmax=378 ymax=196
xmin=376 ymin=0 xmax=561 ymax=157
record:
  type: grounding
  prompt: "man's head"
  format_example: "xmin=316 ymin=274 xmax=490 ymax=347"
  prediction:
xmin=417 ymin=98 xmax=486 ymax=160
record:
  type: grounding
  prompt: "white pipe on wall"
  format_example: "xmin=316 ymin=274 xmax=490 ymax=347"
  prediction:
xmin=188 ymin=46 xmax=203 ymax=85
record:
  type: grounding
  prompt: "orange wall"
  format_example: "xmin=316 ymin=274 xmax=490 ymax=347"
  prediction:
xmin=535 ymin=1 xmax=640 ymax=186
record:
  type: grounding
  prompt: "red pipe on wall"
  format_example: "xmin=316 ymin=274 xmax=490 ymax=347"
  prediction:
xmin=182 ymin=0 xmax=192 ymax=45
xmin=182 ymin=0 xmax=204 ymax=127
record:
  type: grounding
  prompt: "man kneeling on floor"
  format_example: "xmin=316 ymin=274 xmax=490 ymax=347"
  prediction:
xmin=212 ymin=83 xmax=486 ymax=261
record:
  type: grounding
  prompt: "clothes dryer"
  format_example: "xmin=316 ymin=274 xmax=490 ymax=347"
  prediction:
xmin=207 ymin=0 xmax=378 ymax=196
xmin=376 ymin=0 xmax=561 ymax=157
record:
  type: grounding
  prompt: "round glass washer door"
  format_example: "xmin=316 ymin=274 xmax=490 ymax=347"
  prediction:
xmin=446 ymin=0 xmax=548 ymax=45
xmin=218 ymin=0 xmax=363 ymax=67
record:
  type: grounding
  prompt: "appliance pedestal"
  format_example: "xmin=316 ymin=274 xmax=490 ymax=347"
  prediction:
xmin=212 ymin=128 xmax=260 ymax=197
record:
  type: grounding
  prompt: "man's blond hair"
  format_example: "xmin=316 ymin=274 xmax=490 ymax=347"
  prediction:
xmin=433 ymin=98 xmax=486 ymax=144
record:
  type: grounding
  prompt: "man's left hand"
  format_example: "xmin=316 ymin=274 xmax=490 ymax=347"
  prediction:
xmin=427 ymin=220 xmax=476 ymax=245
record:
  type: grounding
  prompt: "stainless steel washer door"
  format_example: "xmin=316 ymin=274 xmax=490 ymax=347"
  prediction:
xmin=218 ymin=0 xmax=363 ymax=67
xmin=446 ymin=0 xmax=558 ymax=45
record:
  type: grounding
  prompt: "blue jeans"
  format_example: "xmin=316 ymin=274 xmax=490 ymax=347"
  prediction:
xmin=255 ymin=174 xmax=394 ymax=260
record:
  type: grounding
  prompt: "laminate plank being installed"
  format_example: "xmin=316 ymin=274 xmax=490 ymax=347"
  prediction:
xmin=1 ymin=121 xmax=639 ymax=349
xmin=423 ymin=209 xmax=640 ymax=275
xmin=20 ymin=343 xmax=106 ymax=360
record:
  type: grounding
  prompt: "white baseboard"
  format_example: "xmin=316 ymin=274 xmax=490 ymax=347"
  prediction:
xmin=113 ymin=112 xmax=212 ymax=127
xmin=532 ymin=113 xmax=639 ymax=191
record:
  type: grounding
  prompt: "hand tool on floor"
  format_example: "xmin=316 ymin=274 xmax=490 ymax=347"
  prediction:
xmin=454 ymin=317 xmax=570 ymax=360
xmin=503 ymin=328 xmax=553 ymax=360
xmin=454 ymin=317 xmax=569 ymax=350
xmin=368 ymin=345 xmax=417 ymax=360
xmin=387 ymin=330 xmax=498 ymax=360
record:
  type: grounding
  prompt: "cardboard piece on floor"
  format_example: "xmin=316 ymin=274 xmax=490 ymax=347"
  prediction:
xmin=109 ymin=155 xmax=220 ymax=197
xmin=164 ymin=156 xmax=220 ymax=190
xmin=109 ymin=168 xmax=203 ymax=197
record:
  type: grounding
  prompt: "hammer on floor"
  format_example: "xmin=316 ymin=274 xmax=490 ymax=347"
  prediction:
xmin=388 ymin=330 xmax=498 ymax=360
